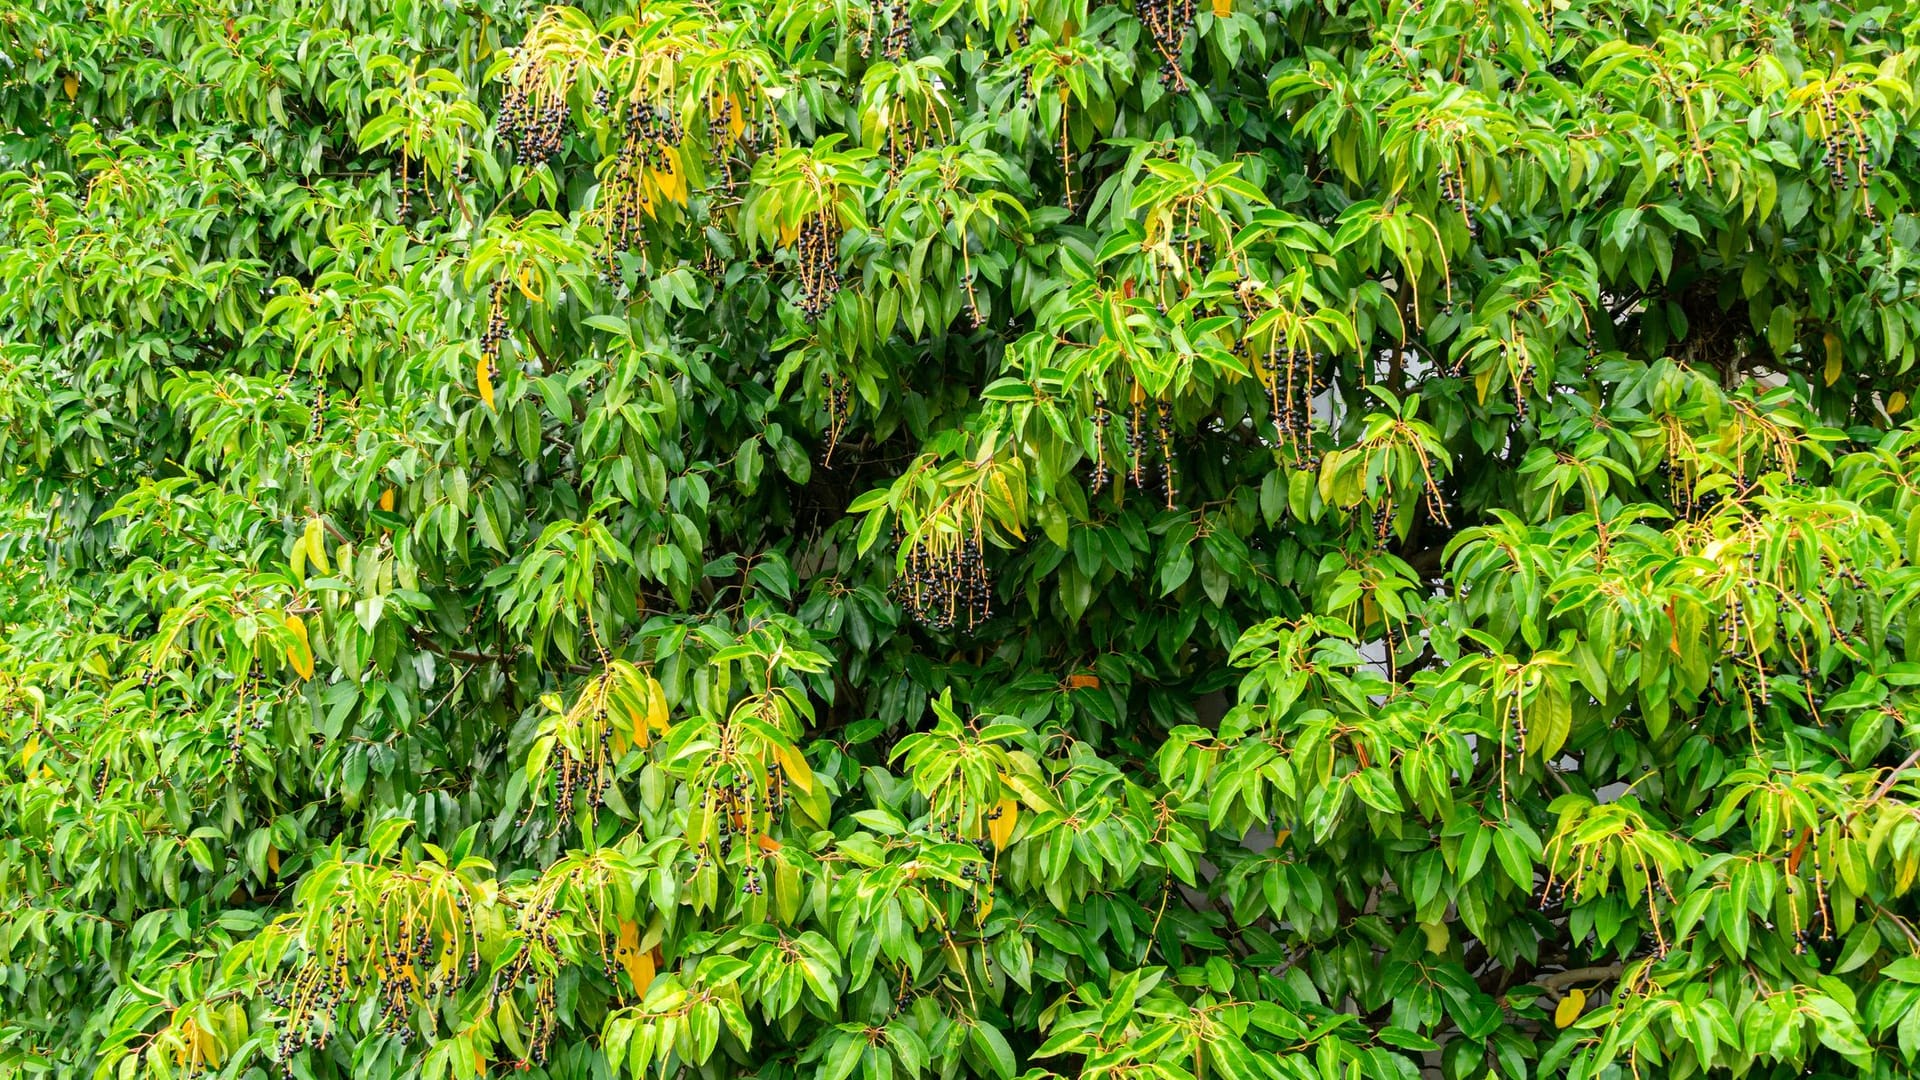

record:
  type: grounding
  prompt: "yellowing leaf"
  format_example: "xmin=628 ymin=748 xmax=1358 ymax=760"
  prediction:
xmin=727 ymin=94 xmax=746 ymax=140
xmin=284 ymin=614 xmax=315 ymax=680
xmin=378 ymin=487 xmax=395 ymax=512
xmin=63 ymin=73 xmax=77 ymax=100
xmin=1420 ymin=920 xmax=1448 ymax=954
xmin=615 ymin=919 xmax=656 ymax=995
xmin=1475 ymin=364 xmax=1494 ymax=405
xmin=649 ymin=148 xmax=687 ymax=208
xmin=778 ymin=218 xmax=801 ymax=247
xmin=756 ymin=833 xmax=782 ymax=853
xmin=1890 ymin=391 xmax=1908 ymax=415
xmin=645 ymin=676 xmax=670 ymax=734
xmin=989 ymin=798 xmax=1019 ymax=850
xmin=266 ymin=845 xmax=280 ymax=875
xmin=772 ymin=741 xmax=814 ymax=794
xmin=1824 ymin=332 xmax=1842 ymax=386
xmin=303 ymin=518 xmax=330 ymax=575
xmin=515 ymin=265 xmax=543 ymax=303
xmin=477 ymin=357 xmax=495 ymax=409
xmin=1211 ymin=0 xmax=1231 ymax=14
xmin=1554 ymin=988 xmax=1588 ymax=1029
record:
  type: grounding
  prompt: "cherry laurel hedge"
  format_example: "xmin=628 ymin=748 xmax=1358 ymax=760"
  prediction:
xmin=6 ymin=1 xmax=1920 ymax=1079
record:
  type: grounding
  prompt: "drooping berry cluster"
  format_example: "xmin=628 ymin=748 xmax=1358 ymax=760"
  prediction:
xmin=1154 ymin=399 xmax=1177 ymax=508
xmin=1371 ymin=499 xmax=1394 ymax=547
xmin=307 ymin=382 xmax=326 ymax=442
xmin=492 ymin=914 xmax=562 ymax=1068
xmin=1091 ymin=384 xmax=1180 ymax=505
xmin=705 ymin=92 xmax=747 ymax=191
xmin=602 ymin=97 xmax=685 ymax=250
xmin=1090 ymin=393 xmax=1112 ymax=493
xmin=498 ymin=57 xmax=580 ymax=166
xmin=822 ymin=372 xmax=852 ymax=464
xmin=269 ymin=883 xmax=485 ymax=1063
xmin=795 ymin=212 xmax=842 ymax=320
xmin=1816 ymin=93 xmax=1877 ymax=194
xmin=227 ymin=664 xmax=270 ymax=771
xmin=1254 ymin=345 xmax=1323 ymax=463
xmin=1136 ymin=0 xmax=1195 ymax=91
xmin=880 ymin=0 xmax=913 ymax=60
xmin=1513 ymin=360 xmax=1536 ymax=421
xmin=477 ymin=279 xmax=510 ymax=397
xmin=895 ymin=531 xmax=992 ymax=632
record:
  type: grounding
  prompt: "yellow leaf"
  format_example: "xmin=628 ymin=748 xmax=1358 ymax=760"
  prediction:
xmin=727 ymin=93 xmax=746 ymax=140
xmin=378 ymin=487 xmax=395 ymax=512
xmin=645 ymin=676 xmax=670 ymax=734
xmin=772 ymin=741 xmax=814 ymax=794
xmin=22 ymin=734 xmax=37 ymax=764
xmin=1475 ymin=364 xmax=1494 ymax=405
xmin=1211 ymin=0 xmax=1231 ymax=14
xmin=615 ymin=920 xmax=656 ymax=995
xmin=1890 ymin=391 xmax=1908 ymax=416
xmin=989 ymin=798 xmax=1019 ymax=850
xmin=1824 ymin=332 xmax=1842 ymax=386
xmin=649 ymin=147 xmax=687 ymax=208
xmin=267 ymin=844 xmax=280 ymax=875
xmin=515 ymin=265 xmax=543 ymax=303
xmin=1420 ymin=920 xmax=1448 ymax=954
xmin=477 ymin=357 xmax=495 ymax=409
xmin=778 ymin=218 xmax=801 ymax=247
xmin=63 ymin=73 xmax=77 ymax=100
xmin=284 ymin=615 xmax=315 ymax=680
xmin=1554 ymin=988 xmax=1587 ymax=1029
xmin=179 ymin=1017 xmax=221 ymax=1069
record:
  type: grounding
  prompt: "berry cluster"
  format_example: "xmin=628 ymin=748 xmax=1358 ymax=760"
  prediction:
xmin=880 ymin=0 xmax=913 ymax=60
xmin=269 ymin=887 xmax=484 ymax=1064
xmin=795 ymin=212 xmax=842 ymax=320
xmin=604 ymin=98 xmax=684 ymax=249
xmin=308 ymin=382 xmax=325 ymax=442
xmin=1136 ymin=0 xmax=1195 ymax=91
xmin=556 ymin=705 xmax=615 ymax=823
xmin=822 ymin=372 xmax=852 ymax=464
xmin=498 ymin=58 xmax=579 ymax=166
xmin=1817 ymin=94 xmax=1876 ymax=192
xmin=1253 ymin=345 xmax=1322 ymax=462
xmin=479 ymin=279 xmax=510 ymax=370
xmin=1091 ymin=393 xmax=1112 ymax=493
xmin=711 ymin=774 xmax=758 ymax=860
xmin=1513 ymin=361 xmax=1536 ymax=421
xmin=1371 ymin=500 xmax=1393 ymax=547
xmin=227 ymin=665 xmax=270 ymax=771
xmin=1787 ymin=872 xmax=1833 ymax=956
xmin=1154 ymin=399 xmax=1177 ymax=508
xmin=1092 ymin=387 xmax=1181 ymax=505
xmin=491 ymin=898 xmax=564 ymax=1068
xmin=895 ymin=532 xmax=992 ymax=631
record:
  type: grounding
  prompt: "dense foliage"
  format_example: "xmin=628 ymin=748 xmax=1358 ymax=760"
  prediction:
xmin=7 ymin=0 xmax=1920 ymax=1078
